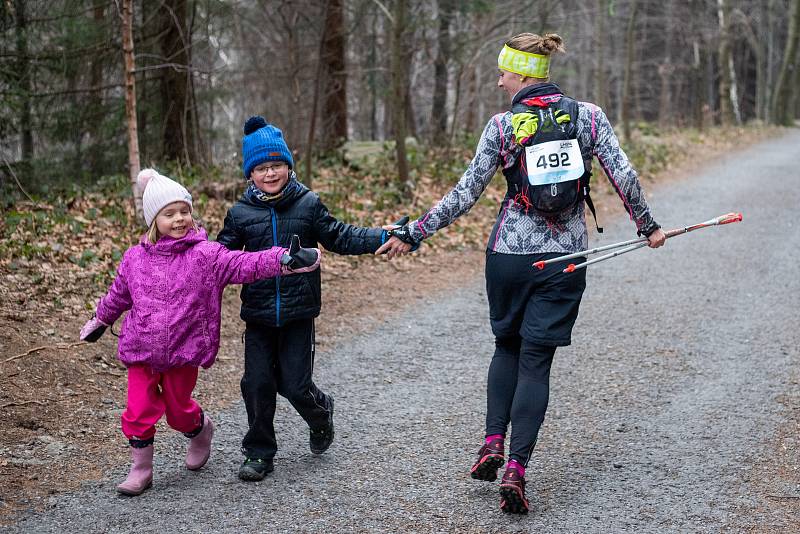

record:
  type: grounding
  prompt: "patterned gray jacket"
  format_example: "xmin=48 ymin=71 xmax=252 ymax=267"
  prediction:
xmin=409 ymin=101 xmax=660 ymax=255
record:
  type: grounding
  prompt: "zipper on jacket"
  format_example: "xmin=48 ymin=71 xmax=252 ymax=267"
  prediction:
xmin=271 ymin=208 xmax=281 ymax=326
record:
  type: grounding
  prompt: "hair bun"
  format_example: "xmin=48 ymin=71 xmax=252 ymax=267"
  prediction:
xmin=136 ymin=168 xmax=159 ymax=191
xmin=244 ymin=116 xmax=267 ymax=135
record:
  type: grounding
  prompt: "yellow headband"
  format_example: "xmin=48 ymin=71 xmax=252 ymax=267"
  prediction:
xmin=497 ymin=44 xmax=550 ymax=79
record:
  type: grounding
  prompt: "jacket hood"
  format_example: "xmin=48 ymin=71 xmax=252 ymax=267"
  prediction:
xmin=140 ymin=226 xmax=207 ymax=254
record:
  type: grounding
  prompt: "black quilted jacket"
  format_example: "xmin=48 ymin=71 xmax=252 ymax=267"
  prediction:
xmin=216 ymin=179 xmax=384 ymax=326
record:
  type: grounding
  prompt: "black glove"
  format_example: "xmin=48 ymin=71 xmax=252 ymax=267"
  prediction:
xmin=386 ymin=216 xmax=421 ymax=251
xmin=80 ymin=316 xmax=108 ymax=342
xmin=280 ymin=235 xmax=321 ymax=273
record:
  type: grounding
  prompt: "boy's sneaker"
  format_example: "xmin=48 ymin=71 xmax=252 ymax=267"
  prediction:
xmin=310 ymin=396 xmax=335 ymax=455
xmin=237 ymin=458 xmax=274 ymax=481
xmin=470 ymin=437 xmax=505 ymax=481
xmin=499 ymin=467 xmax=529 ymax=514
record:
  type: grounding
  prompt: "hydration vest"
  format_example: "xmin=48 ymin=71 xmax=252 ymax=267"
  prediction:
xmin=503 ymin=89 xmax=602 ymax=232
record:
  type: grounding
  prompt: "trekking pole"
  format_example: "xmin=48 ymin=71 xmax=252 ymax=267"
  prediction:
xmin=533 ymin=212 xmax=744 ymax=271
xmin=532 ymin=235 xmax=650 ymax=270
xmin=561 ymin=212 xmax=743 ymax=273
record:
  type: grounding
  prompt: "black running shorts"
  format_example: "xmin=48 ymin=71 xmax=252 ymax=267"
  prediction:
xmin=485 ymin=250 xmax=587 ymax=346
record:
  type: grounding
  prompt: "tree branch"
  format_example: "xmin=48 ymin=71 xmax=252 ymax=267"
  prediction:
xmin=1 ymin=155 xmax=37 ymax=205
xmin=4 ymin=342 xmax=88 ymax=363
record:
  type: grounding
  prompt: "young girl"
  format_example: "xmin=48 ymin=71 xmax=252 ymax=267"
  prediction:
xmin=80 ymin=168 xmax=321 ymax=496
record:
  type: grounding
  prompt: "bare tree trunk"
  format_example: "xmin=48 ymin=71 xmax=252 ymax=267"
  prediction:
xmin=593 ymin=0 xmax=607 ymax=109
xmin=285 ymin=9 xmax=302 ymax=151
xmin=321 ymin=0 xmax=347 ymax=149
xmin=187 ymin=1 xmax=204 ymax=165
xmin=431 ymin=0 xmax=453 ymax=141
xmin=405 ymin=79 xmax=417 ymax=139
xmin=753 ymin=12 xmax=768 ymax=122
xmin=734 ymin=8 xmax=767 ymax=122
xmin=121 ymin=0 xmax=143 ymax=222
xmin=304 ymin=2 xmax=333 ymax=189
xmin=391 ymin=0 xmax=411 ymax=198
xmin=13 ymin=0 xmax=33 ymax=174
xmin=766 ymin=0 xmax=777 ymax=123
xmin=658 ymin=0 xmax=674 ymax=127
xmin=717 ymin=0 xmax=737 ymax=125
xmin=621 ymin=0 xmax=638 ymax=141
xmin=771 ymin=0 xmax=800 ymax=125
xmin=87 ymin=2 xmax=106 ymax=176
xmin=464 ymin=64 xmax=478 ymax=133
xmin=368 ymin=12 xmax=379 ymax=140
xmin=692 ymin=40 xmax=706 ymax=131
xmin=449 ymin=62 xmax=463 ymax=144
xmin=159 ymin=0 xmax=196 ymax=164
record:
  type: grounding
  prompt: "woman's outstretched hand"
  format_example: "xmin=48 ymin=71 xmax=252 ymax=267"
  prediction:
xmin=376 ymin=216 xmax=415 ymax=259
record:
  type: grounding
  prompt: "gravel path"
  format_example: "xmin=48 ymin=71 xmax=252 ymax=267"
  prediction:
xmin=6 ymin=130 xmax=799 ymax=533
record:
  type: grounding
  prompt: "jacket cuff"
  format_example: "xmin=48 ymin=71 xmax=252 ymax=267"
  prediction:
xmin=637 ymin=221 xmax=661 ymax=238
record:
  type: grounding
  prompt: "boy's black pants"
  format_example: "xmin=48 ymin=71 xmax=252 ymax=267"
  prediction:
xmin=240 ymin=318 xmax=332 ymax=460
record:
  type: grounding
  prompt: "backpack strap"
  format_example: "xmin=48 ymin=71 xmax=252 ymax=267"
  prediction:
xmin=583 ymin=102 xmax=603 ymax=233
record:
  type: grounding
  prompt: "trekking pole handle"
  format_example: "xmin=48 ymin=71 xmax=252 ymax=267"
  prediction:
xmin=664 ymin=212 xmax=743 ymax=239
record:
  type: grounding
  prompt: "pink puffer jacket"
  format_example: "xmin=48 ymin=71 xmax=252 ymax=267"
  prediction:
xmin=96 ymin=227 xmax=284 ymax=372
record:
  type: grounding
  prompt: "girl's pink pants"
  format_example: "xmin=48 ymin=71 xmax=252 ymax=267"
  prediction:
xmin=121 ymin=365 xmax=203 ymax=441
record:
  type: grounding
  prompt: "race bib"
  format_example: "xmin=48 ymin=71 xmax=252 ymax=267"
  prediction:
xmin=524 ymin=139 xmax=584 ymax=186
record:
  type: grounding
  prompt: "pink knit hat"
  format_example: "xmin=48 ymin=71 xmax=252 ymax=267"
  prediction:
xmin=137 ymin=169 xmax=193 ymax=227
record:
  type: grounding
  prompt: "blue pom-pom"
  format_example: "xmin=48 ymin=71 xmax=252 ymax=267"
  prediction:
xmin=244 ymin=116 xmax=267 ymax=135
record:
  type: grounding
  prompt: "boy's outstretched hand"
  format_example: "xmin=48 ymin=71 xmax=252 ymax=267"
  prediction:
xmin=281 ymin=235 xmax=322 ymax=274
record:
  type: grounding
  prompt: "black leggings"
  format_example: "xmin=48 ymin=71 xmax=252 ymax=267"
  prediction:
xmin=485 ymin=335 xmax=556 ymax=466
xmin=483 ymin=251 xmax=585 ymax=466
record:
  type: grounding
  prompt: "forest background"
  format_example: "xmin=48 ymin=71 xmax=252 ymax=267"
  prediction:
xmin=0 ymin=0 xmax=799 ymax=520
xmin=2 ymin=0 xmax=800 ymax=198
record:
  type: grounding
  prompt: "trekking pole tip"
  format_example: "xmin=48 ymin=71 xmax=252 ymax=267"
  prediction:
xmin=563 ymin=264 xmax=576 ymax=273
xmin=533 ymin=261 xmax=546 ymax=270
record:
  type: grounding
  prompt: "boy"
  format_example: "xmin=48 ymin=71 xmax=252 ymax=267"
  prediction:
xmin=217 ymin=116 xmax=388 ymax=481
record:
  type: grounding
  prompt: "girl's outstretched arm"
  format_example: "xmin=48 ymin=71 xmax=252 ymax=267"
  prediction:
xmin=210 ymin=243 xmax=286 ymax=286
xmin=211 ymin=242 xmax=321 ymax=286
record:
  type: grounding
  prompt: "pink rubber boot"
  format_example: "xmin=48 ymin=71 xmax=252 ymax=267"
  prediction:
xmin=117 ymin=445 xmax=154 ymax=496
xmin=185 ymin=415 xmax=214 ymax=470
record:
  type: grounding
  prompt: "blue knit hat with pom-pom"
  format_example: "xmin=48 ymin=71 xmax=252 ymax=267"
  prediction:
xmin=241 ymin=116 xmax=294 ymax=178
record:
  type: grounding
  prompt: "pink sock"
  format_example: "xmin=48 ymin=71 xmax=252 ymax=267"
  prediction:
xmin=507 ymin=459 xmax=525 ymax=477
xmin=485 ymin=434 xmax=504 ymax=444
